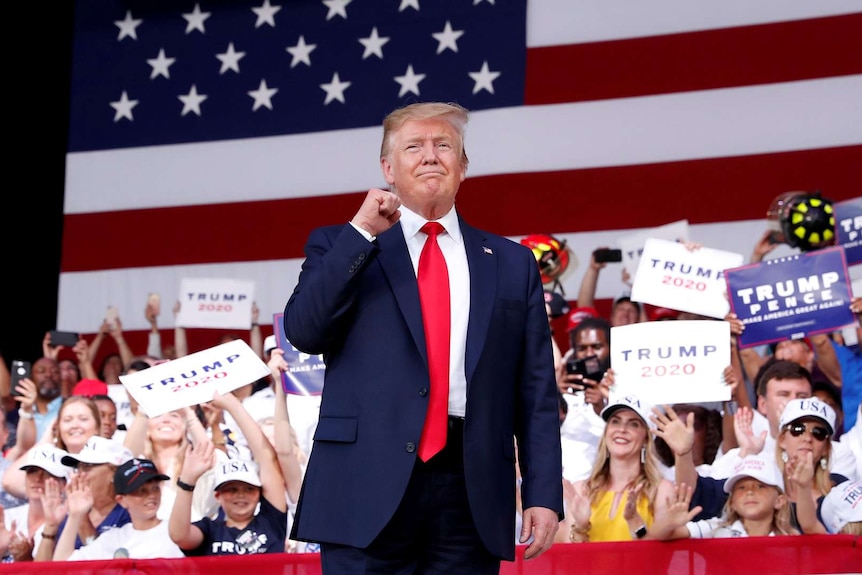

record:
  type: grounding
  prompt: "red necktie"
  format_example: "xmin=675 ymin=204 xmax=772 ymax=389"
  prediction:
xmin=417 ymin=222 xmax=450 ymax=462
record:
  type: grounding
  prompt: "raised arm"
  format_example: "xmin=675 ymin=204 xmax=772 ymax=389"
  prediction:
xmin=212 ymin=391 xmax=287 ymax=511
xmin=576 ymin=249 xmax=607 ymax=309
xmin=173 ymin=301 xmax=188 ymax=358
xmin=250 ymin=302 xmax=263 ymax=360
xmin=169 ymin=439 xmax=214 ymax=549
xmin=271 ymin=349 xmax=304 ymax=504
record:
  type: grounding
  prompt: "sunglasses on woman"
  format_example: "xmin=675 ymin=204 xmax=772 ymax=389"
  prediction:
xmin=786 ymin=422 xmax=830 ymax=442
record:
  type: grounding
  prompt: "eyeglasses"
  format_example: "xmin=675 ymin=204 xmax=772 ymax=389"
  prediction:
xmin=786 ymin=422 xmax=830 ymax=442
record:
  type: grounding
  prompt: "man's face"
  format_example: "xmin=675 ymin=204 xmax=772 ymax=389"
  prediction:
xmin=610 ymin=301 xmax=639 ymax=327
xmin=758 ymin=376 xmax=811 ymax=437
xmin=573 ymin=328 xmax=610 ymax=367
xmin=381 ymin=117 xmax=466 ymax=220
xmin=32 ymin=358 xmax=61 ymax=400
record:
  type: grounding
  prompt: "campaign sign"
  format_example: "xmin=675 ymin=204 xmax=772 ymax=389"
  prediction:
xmin=610 ymin=320 xmax=730 ymax=405
xmin=631 ymin=238 xmax=744 ymax=319
xmin=618 ymin=220 xmax=690 ymax=281
xmin=273 ymin=313 xmax=325 ymax=395
xmin=119 ymin=339 xmax=270 ymax=417
xmin=726 ymin=247 xmax=855 ymax=348
xmin=834 ymin=197 xmax=862 ymax=266
xmin=176 ymin=278 xmax=255 ymax=329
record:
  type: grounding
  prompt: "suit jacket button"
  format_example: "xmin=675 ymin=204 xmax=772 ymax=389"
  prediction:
xmin=358 ymin=253 xmax=366 ymax=260
xmin=348 ymin=265 xmax=356 ymax=273
xmin=419 ymin=387 xmax=428 ymax=397
xmin=405 ymin=442 xmax=416 ymax=453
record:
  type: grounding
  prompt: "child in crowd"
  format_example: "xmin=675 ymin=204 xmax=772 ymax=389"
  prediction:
xmin=53 ymin=458 xmax=184 ymax=560
xmin=653 ymin=454 xmax=798 ymax=539
xmin=819 ymin=480 xmax=862 ymax=535
xmin=169 ymin=391 xmax=287 ymax=555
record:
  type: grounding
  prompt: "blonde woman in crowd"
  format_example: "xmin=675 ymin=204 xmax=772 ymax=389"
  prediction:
xmin=777 ymin=398 xmax=843 ymax=533
xmin=563 ymin=390 xmax=675 ymax=543
xmin=123 ymin=403 xmax=220 ymax=521
xmin=3 ymin=396 xmax=101 ymax=500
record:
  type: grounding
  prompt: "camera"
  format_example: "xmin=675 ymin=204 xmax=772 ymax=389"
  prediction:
xmin=565 ymin=355 xmax=604 ymax=382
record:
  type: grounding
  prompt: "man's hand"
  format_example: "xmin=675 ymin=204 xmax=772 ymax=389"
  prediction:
xmin=350 ymin=189 xmax=401 ymax=237
xmin=520 ymin=506 xmax=559 ymax=560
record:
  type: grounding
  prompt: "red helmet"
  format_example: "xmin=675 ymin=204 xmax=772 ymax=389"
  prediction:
xmin=520 ymin=234 xmax=570 ymax=284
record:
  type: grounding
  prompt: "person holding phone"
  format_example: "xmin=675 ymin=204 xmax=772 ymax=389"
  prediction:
xmin=558 ymin=317 xmax=614 ymax=482
xmin=10 ymin=357 xmax=63 ymax=444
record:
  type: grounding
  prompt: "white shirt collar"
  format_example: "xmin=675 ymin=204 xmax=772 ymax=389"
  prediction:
xmin=398 ymin=204 xmax=462 ymax=245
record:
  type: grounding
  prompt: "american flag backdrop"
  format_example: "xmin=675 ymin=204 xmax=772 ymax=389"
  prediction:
xmin=59 ymin=0 xmax=862 ymax=346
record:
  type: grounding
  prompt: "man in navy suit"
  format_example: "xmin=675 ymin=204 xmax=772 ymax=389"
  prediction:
xmin=284 ymin=102 xmax=563 ymax=574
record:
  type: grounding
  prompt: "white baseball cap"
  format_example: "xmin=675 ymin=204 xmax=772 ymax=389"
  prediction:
xmin=723 ymin=453 xmax=785 ymax=494
xmin=214 ymin=458 xmax=262 ymax=491
xmin=820 ymin=480 xmax=862 ymax=534
xmin=61 ymin=436 xmax=134 ymax=468
xmin=779 ymin=398 xmax=836 ymax=436
xmin=601 ymin=394 xmax=656 ymax=430
xmin=20 ymin=445 xmax=71 ymax=479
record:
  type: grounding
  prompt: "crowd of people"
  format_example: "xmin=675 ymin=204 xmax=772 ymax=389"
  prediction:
xmin=0 ymin=100 xmax=860 ymax=572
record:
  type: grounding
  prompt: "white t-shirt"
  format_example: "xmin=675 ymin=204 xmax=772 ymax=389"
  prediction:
xmin=67 ymin=520 xmax=185 ymax=561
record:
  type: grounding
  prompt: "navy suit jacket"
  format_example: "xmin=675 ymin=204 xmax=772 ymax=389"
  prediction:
xmin=284 ymin=216 xmax=563 ymax=560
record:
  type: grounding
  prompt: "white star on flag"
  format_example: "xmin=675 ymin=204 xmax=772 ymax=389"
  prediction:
xmin=252 ymin=0 xmax=281 ymax=28
xmin=109 ymin=91 xmax=138 ymax=122
xmin=320 ymin=72 xmax=351 ymax=104
xmin=147 ymin=49 xmax=176 ymax=80
xmin=359 ymin=27 xmax=390 ymax=60
xmin=469 ymin=61 xmax=501 ymax=94
xmin=394 ymin=64 xmax=426 ymax=97
xmin=216 ymin=43 xmax=245 ymax=75
xmin=323 ymin=0 xmax=352 ymax=21
xmin=178 ymin=85 xmax=208 ymax=116
xmin=248 ymin=79 xmax=278 ymax=111
xmin=114 ymin=11 xmax=141 ymax=41
xmin=183 ymin=3 xmax=211 ymax=35
xmin=399 ymin=0 xmax=420 ymax=11
xmin=432 ymin=21 xmax=464 ymax=54
xmin=286 ymin=36 xmax=316 ymax=68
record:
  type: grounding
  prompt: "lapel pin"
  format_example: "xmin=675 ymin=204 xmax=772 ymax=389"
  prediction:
xmin=483 ymin=246 xmax=493 ymax=255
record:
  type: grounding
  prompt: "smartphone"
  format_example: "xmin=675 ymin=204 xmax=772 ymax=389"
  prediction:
xmin=105 ymin=305 xmax=119 ymax=328
xmin=565 ymin=355 xmax=604 ymax=382
xmin=593 ymin=248 xmax=623 ymax=263
xmin=11 ymin=360 xmax=31 ymax=395
xmin=49 ymin=330 xmax=80 ymax=347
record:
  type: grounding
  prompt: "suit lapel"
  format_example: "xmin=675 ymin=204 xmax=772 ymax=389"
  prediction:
xmin=375 ymin=223 xmax=428 ymax=363
xmin=461 ymin=217 xmax=496 ymax=382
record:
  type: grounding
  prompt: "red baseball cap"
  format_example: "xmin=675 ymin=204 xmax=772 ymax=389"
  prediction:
xmin=71 ymin=378 xmax=108 ymax=397
xmin=566 ymin=306 xmax=600 ymax=332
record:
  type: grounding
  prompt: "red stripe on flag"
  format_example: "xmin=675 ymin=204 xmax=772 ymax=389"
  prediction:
xmin=525 ymin=14 xmax=862 ymax=105
xmin=60 ymin=145 xmax=862 ymax=272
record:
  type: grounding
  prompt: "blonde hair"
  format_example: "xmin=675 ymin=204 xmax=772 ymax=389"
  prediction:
xmin=380 ymin=102 xmax=470 ymax=166
xmin=724 ymin=483 xmax=799 ymax=535
xmin=144 ymin=409 xmax=190 ymax=479
xmin=837 ymin=521 xmax=862 ymax=535
xmin=585 ymin=423 xmax=663 ymax=516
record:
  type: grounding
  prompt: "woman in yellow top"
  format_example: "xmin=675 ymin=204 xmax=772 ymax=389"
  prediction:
xmin=560 ymin=388 xmax=676 ymax=542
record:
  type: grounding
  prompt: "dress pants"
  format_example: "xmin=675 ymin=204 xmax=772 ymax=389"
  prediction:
xmin=321 ymin=417 xmax=500 ymax=575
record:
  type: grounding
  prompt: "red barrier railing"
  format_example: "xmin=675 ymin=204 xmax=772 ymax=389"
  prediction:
xmin=3 ymin=535 xmax=859 ymax=574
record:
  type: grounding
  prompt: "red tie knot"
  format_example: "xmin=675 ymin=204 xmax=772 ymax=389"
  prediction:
xmin=421 ymin=222 xmax=444 ymax=237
